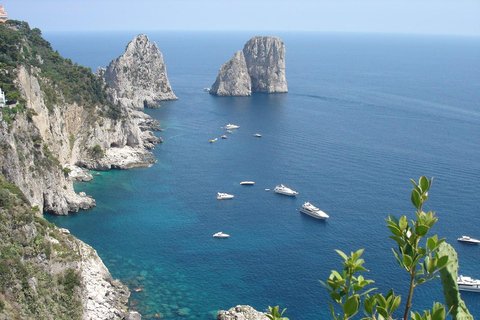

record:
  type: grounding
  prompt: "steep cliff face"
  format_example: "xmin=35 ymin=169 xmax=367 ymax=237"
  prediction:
xmin=210 ymin=50 xmax=251 ymax=96
xmin=103 ymin=34 xmax=178 ymax=110
xmin=0 ymin=174 xmax=132 ymax=320
xmin=243 ymin=36 xmax=287 ymax=93
xmin=210 ymin=36 xmax=287 ymax=96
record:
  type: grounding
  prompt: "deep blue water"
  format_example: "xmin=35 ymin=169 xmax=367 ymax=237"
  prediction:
xmin=44 ymin=31 xmax=480 ymax=319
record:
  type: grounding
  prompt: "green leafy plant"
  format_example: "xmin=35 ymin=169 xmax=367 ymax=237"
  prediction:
xmin=266 ymin=305 xmax=289 ymax=320
xmin=321 ymin=176 xmax=470 ymax=320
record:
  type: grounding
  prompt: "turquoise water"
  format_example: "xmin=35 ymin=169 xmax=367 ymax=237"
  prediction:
xmin=45 ymin=32 xmax=480 ymax=319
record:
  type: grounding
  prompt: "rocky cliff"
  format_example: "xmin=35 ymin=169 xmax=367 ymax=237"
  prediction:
xmin=210 ymin=36 xmax=287 ymax=96
xmin=0 ymin=20 xmax=164 ymax=319
xmin=103 ymin=34 xmax=178 ymax=110
xmin=217 ymin=305 xmax=268 ymax=320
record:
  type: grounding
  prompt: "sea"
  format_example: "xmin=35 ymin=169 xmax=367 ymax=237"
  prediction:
xmin=43 ymin=31 xmax=480 ymax=319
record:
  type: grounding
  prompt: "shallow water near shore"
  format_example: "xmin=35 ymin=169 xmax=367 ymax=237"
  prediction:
xmin=45 ymin=32 xmax=480 ymax=319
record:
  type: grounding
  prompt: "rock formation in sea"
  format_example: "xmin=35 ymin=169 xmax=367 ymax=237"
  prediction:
xmin=217 ymin=305 xmax=269 ymax=320
xmin=103 ymin=34 xmax=178 ymax=110
xmin=210 ymin=36 xmax=288 ymax=96
xmin=210 ymin=50 xmax=252 ymax=96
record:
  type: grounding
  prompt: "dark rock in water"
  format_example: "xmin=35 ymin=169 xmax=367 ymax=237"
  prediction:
xmin=210 ymin=36 xmax=287 ymax=96
xmin=104 ymin=34 xmax=178 ymax=110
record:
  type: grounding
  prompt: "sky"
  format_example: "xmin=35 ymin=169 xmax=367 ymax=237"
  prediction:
xmin=1 ymin=0 xmax=479 ymax=36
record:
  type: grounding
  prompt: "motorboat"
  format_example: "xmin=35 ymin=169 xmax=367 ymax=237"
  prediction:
xmin=213 ymin=232 xmax=230 ymax=238
xmin=254 ymin=133 xmax=262 ymax=137
xmin=265 ymin=188 xmax=270 ymax=191
xmin=226 ymin=130 xmax=233 ymax=134
xmin=274 ymin=184 xmax=298 ymax=196
xmin=457 ymin=236 xmax=480 ymax=244
xmin=300 ymin=202 xmax=329 ymax=219
xmin=240 ymin=181 xmax=255 ymax=185
xmin=457 ymin=275 xmax=480 ymax=292
xmin=217 ymin=192 xmax=234 ymax=200
xmin=225 ymin=124 xmax=240 ymax=130
xmin=204 ymin=87 xmax=210 ymax=92
xmin=221 ymin=135 xmax=228 ymax=139
xmin=209 ymin=138 xmax=217 ymax=143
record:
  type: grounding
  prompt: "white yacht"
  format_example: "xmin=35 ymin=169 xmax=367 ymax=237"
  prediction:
xmin=457 ymin=236 xmax=480 ymax=244
xmin=254 ymin=133 xmax=262 ymax=137
xmin=225 ymin=124 xmax=240 ymax=130
xmin=217 ymin=192 xmax=234 ymax=200
xmin=274 ymin=184 xmax=298 ymax=196
xmin=213 ymin=232 xmax=230 ymax=238
xmin=457 ymin=275 xmax=480 ymax=292
xmin=300 ymin=202 xmax=329 ymax=219
xmin=240 ymin=181 xmax=255 ymax=185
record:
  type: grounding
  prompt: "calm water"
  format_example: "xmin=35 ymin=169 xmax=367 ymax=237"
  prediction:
xmin=44 ymin=31 xmax=480 ymax=319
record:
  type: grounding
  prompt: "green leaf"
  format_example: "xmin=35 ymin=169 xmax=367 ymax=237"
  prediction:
xmin=411 ymin=189 xmax=421 ymax=209
xmin=390 ymin=296 xmax=401 ymax=313
xmin=403 ymin=254 xmax=413 ymax=268
xmin=416 ymin=225 xmax=429 ymax=236
xmin=420 ymin=176 xmax=429 ymax=193
xmin=334 ymin=249 xmax=348 ymax=261
xmin=436 ymin=255 xmax=449 ymax=269
xmin=431 ymin=304 xmax=445 ymax=320
xmin=399 ymin=215 xmax=408 ymax=231
xmin=343 ymin=295 xmax=360 ymax=317
xmin=427 ymin=237 xmax=436 ymax=251
xmin=377 ymin=306 xmax=388 ymax=318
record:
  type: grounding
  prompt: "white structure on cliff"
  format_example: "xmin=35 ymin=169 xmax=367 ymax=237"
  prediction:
xmin=0 ymin=6 xmax=8 ymax=22
xmin=0 ymin=88 xmax=6 ymax=107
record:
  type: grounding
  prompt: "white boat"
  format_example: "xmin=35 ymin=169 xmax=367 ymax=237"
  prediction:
xmin=457 ymin=236 xmax=480 ymax=244
xmin=274 ymin=184 xmax=298 ymax=196
xmin=204 ymin=87 xmax=210 ymax=92
xmin=217 ymin=192 xmax=234 ymax=200
xmin=213 ymin=232 xmax=230 ymax=238
xmin=457 ymin=275 xmax=480 ymax=292
xmin=226 ymin=130 xmax=233 ymax=134
xmin=221 ymin=135 xmax=228 ymax=139
xmin=254 ymin=133 xmax=262 ymax=137
xmin=225 ymin=124 xmax=240 ymax=130
xmin=240 ymin=181 xmax=255 ymax=185
xmin=300 ymin=202 xmax=329 ymax=219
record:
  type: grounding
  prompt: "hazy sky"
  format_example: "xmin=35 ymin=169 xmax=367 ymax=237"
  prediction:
xmin=2 ymin=0 xmax=479 ymax=35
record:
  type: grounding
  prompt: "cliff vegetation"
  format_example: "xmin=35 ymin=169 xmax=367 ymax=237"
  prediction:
xmin=0 ymin=173 xmax=83 ymax=319
xmin=0 ymin=20 xmax=122 ymax=119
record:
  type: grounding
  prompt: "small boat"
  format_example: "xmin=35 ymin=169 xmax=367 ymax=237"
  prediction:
xmin=221 ymin=135 xmax=228 ymax=139
xmin=213 ymin=232 xmax=230 ymax=238
xmin=457 ymin=275 xmax=480 ymax=292
xmin=204 ymin=87 xmax=210 ymax=92
xmin=300 ymin=202 xmax=329 ymax=219
xmin=457 ymin=236 xmax=480 ymax=244
xmin=240 ymin=181 xmax=255 ymax=185
xmin=274 ymin=184 xmax=298 ymax=196
xmin=209 ymin=138 xmax=218 ymax=143
xmin=217 ymin=192 xmax=234 ymax=200
xmin=225 ymin=124 xmax=240 ymax=130
xmin=265 ymin=188 xmax=270 ymax=191
xmin=226 ymin=130 xmax=233 ymax=134
xmin=254 ymin=133 xmax=262 ymax=137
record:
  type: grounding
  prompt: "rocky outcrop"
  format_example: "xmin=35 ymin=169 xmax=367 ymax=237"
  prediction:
xmin=217 ymin=305 xmax=268 ymax=320
xmin=103 ymin=34 xmax=177 ymax=110
xmin=210 ymin=36 xmax=287 ymax=96
xmin=210 ymin=50 xmax=251 ymax=96
xmin=243 ymin=36 xmax=288 ymax=93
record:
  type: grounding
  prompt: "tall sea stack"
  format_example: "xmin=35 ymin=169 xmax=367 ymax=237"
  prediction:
xmin=210 ymin=36 xmax=287 ymax=96
xmin=103 ymin=34 xmax=178 ymax=110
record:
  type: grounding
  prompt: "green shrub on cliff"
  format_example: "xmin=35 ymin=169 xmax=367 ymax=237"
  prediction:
xmin=0 ymin=173 xmax=83 ymax=319
xmin=0 ymin=20 xmax=123 ymax=121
